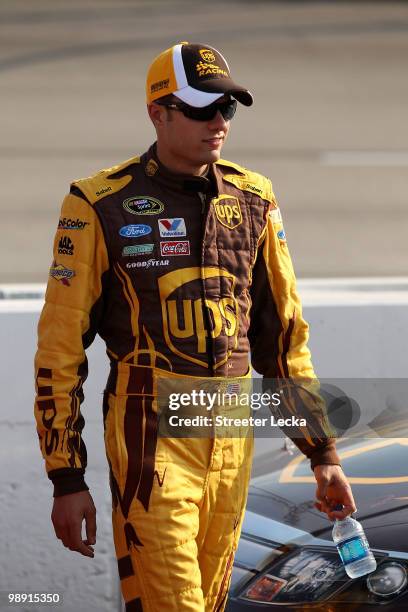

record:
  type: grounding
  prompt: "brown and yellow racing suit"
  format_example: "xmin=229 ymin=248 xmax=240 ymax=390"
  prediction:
xmin=34 ymin=144 xmax=340 ymax=612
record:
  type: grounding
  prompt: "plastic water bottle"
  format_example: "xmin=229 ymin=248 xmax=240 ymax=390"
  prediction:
xmin=332 ymin=511 xmax=377 ymax=578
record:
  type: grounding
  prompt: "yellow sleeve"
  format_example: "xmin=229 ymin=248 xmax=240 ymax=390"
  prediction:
xmin=248 ymin=187 xmax=340 ymax=468
xmin=34 ymin=190 xmax=110 ymax=496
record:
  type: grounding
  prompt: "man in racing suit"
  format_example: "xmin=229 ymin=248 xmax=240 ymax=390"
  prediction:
xmin=34 ymin=42 xmax=356 ymax=612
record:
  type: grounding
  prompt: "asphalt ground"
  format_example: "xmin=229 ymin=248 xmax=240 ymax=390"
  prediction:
xmin=1 ymin=0 xmax=408 ymax=282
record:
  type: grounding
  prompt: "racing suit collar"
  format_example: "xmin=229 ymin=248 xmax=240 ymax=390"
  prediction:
xmin=142 ymin=143 xmax=219 ymax=195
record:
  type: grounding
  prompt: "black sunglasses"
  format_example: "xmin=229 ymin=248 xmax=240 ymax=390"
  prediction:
xmin=156 ymin=98 xmax=237 ymax=122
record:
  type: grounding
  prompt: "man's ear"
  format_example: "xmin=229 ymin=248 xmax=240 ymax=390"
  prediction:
xmin=147 ymin=103 xmax=165 ymax=127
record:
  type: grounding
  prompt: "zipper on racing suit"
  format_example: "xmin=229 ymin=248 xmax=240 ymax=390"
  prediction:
xmin=198 ymin=191 xmax=206 ymax=214
xmin=198 ymin=190 xmax=217 ymax=376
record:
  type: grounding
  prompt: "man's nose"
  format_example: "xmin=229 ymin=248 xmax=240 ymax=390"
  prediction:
xmin=208 ymin=110 xmax=228 ymax=130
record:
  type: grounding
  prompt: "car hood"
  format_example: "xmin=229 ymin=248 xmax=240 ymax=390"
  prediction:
xmin=247 ymin=438 xmax=408 ymax=551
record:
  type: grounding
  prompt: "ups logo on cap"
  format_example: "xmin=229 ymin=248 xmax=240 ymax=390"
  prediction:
xmin=199 ymin=48 xmax=216 ymax=63
xmin=213 ymin=195 xmax=242 ymax=230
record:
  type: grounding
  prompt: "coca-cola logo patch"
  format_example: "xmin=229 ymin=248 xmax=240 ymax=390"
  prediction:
xmin=160 ymin=241 xmax=190 ymax=256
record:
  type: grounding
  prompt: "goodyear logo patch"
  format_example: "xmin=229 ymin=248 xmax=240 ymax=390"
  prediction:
xmin=126 ymin=258 xmax=169 ymax=270
xmin=213 ymin=195 xmax=242 ymax=230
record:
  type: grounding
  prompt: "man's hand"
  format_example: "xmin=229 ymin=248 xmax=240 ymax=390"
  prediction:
xmin=51 ymin=490 xmax=97 ymax=557
xmin=313 ymin=464 xmax=357 ymax=521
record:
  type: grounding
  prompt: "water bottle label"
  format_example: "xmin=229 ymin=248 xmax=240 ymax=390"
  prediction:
xmin=337 ymin=535 xmax=370 ymax=566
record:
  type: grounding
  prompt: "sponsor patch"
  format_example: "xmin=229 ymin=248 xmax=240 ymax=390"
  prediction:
xmin=226 ymin=382 xmax=241 ymax=395
xmin=158 ymin=218 xmax=186 ymax=238
xmin=157 ymin=267 xmax=239 ymax=368
xmin=122 ymin=244 xmax=154 ymax=257
xmin=269 ymin=207 xmax=282 ymax=224
xmin=213 ymin=195 xmax=242 ymax=229
xmin=119 ymin=224 xmax=152 ymax=238
xmin=96 ymin=186 xmax=112 ymax=196
xmin=277 ymin=229 xmax=286 ymax=241
xmin=49 ymin=262 xmax=75 ymax=286
xmin=145 ymin=159 xmax=158 ymax=177
xmin=150 ymin=78 xmax=170 ymax=94
xmin=58 ymin=236 xmax=74 ymax=256
xmin=245 ymin=183 xmax=262 ymax=195
xmin=196 ymin=61 xmax=228 ymax=79
xmin=126 ymin=259 xmax=170 ymax=270
xmin=160 ymin=241 xmax=190 ymax=256
xmin=199 ymin=49 xmax=216 ymax=63
xmin=123 ymin=196 xmax=164 ymax=215
xmin=58 ymin=217 xmax=89 ymax=230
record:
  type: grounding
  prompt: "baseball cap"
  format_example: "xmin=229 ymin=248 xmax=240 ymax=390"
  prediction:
xmin=146 ymin=42 xmax=253 ymax=108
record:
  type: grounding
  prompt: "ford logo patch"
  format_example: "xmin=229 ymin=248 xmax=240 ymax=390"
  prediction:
xmin=119 ymin=224 xmax=152 ymax=238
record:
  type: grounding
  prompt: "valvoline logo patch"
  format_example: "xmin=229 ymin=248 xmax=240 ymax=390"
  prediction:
xmin=158 ymin=218 xmax=186 ymax=237
xmin=277 ymin=229 xmax=286 ymax=241
xmin=119 ymin=224 xmax=152 ymax=238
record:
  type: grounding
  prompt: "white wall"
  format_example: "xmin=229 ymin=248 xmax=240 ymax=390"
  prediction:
xmin=0 ymin=308 xmax=117 ymax=612
xmin=1 ymin=278 xmax=407 ymax=612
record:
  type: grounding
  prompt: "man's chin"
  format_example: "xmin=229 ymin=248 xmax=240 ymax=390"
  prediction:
xmin=202 ymin=149 xmax=223 ymax=163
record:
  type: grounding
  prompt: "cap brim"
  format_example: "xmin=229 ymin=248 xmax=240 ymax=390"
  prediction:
xmin=174 ymin=79 xmax=253 ymax=108
xmin=197 ymin=77 xmax=254 ymax=106
xmin=230 ymin=89 xmax=253 ymax=107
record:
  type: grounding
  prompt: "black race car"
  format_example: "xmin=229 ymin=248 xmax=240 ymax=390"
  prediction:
xmin=227 ymin=434 xmax=408 ymax=611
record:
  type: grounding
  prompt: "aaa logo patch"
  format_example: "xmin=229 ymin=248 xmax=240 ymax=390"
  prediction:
xmin=213 ymin=195 xmax=242 ymax=230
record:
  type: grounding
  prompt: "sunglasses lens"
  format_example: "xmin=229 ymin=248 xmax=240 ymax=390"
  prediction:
xmin=183 ymin=100 xmax=237 ymax=121
xmin=159 ymin=99 xmax=238 ymax=121
xmin=221 ymin=100 xmax=237 ymax=120
xmin=185 ymin=106 xmax=213 ymax=121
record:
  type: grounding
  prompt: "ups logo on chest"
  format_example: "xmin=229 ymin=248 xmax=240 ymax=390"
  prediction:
xmin=213 ymin=195 xmax=242 ymax=230
xmin=158 ymin=267 xmax=239 ymax=369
